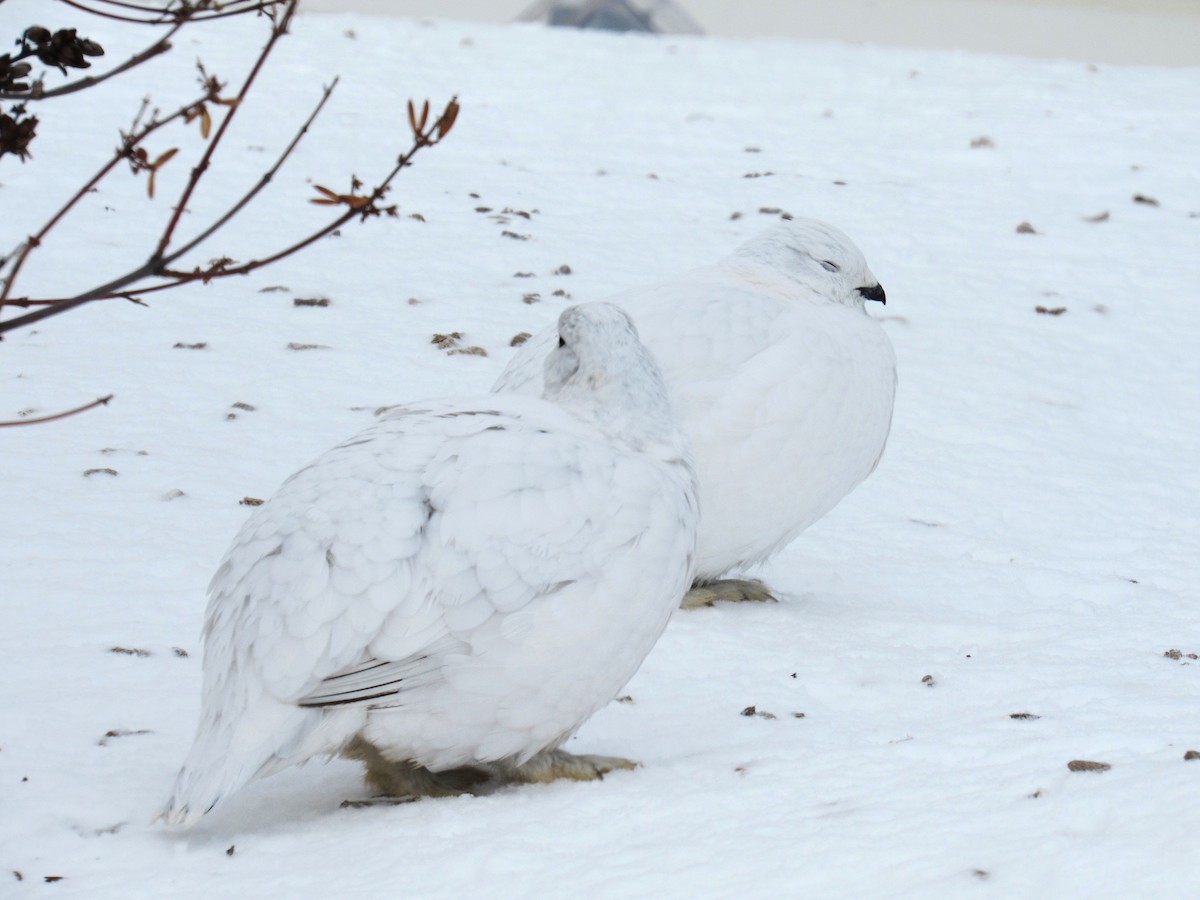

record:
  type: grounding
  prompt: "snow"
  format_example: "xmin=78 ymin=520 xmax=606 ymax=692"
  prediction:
xmin=2 ymin=6 xmax=1198 ymax=897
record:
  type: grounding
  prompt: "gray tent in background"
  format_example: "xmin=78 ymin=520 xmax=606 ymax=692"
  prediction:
xmin=517 ymin=0 xmax=704 ymax=35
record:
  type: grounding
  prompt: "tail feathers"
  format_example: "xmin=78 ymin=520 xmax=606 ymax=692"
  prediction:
xmin=159 ymin=754 xmax=274 ymax=827
xmin=158 ymin=702 xmax=321 ymax=827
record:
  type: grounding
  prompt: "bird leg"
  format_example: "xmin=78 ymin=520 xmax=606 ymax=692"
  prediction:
xmin=341 ymin=738 xmax=638 ymax=809
xmin=501 ymin=748 xmax=639 ymax=784
xmin=680 ymin=578 xmax=777 ymax=609
xmin=342 ymin=736 xmax=493 ymax=802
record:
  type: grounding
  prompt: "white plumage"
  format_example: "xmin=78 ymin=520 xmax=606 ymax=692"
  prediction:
xmin=162 ymin=302 xmax=698 ymax=826
xmin=494 ymin=218 xmax=896 ymax=595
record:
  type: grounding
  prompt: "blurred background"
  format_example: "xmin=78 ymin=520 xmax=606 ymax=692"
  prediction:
xmin=299 ymin=0 xmax=1200 ymax=66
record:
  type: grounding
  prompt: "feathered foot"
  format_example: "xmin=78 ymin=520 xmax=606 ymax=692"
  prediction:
xmin=341 ymin=739 xmax=637 ymax=809
xmin=343 ymin=736 xmax=492 ymax=801
xmin=680 ymin=578 xmax=777 ymax=609
xmin=503 ymin=748 xmax=639 ymax=784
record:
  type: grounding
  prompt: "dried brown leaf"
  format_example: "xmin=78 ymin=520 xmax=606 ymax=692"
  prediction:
xmin=438 ymin=99 xmax=460 ymax=138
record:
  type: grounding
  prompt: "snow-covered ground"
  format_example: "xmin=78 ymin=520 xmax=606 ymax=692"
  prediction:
xmin=2 ymin=6 xmax=1198 ymax=897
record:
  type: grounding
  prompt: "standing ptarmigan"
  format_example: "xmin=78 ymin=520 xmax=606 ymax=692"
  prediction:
xmin=494 ymin=218 xmax=895 ymax=607
xmin=161 ymin=303 xmax=698 ymax=826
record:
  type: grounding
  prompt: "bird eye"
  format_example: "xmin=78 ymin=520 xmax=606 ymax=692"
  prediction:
xmin=820 ymin=260 xmax=840 ymax=273
xmin=558 ymin=336 xmax=566 ymax=348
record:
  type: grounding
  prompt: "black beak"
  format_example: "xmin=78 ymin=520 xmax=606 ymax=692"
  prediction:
xmin=857 ymin=283 xmax=886 ymax=305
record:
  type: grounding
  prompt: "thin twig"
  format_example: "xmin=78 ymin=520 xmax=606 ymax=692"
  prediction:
xmin=56 ymin=0 xmax=289 ymax=25
xmin=0 ymin=394 xmax=113 ymax=427
xmin=0 ymin=27 xmax=180 ymax=102
xmin=86 ymin=0 xmax=282 ymax=12
xmin=0 ymin=97 xmax=459 ymax=324
xmin=0 ymin=101 xmax=196 ymax=310
xmin=168 ymin=76 xmax=339 ymax=264
xmin=0 ymin=0 xmax=458 ymax=339
xmin=0 ymin=2 xmax=297 ymax=322
xmin=153 ymin=0 xmax=297 ymax=258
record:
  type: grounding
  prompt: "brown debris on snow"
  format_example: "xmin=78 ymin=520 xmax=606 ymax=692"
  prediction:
xmin=110 ymin=646 xmax=150 ymax=657
xmin=740 ymin=705 xmax=777 ymax=720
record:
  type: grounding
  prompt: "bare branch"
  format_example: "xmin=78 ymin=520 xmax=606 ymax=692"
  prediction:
xmin=0 ymin=2 xmax=300 ymax=323
xmin=1 ymin=29 xmax=177 ymax=102
xmin=168 ymin=77 xmax=340 ymax=264
xmin=153 ymin=0 xmax=297 ymax=257
xmin=0 ymin=0 xmax=460 ymax=344
xmin=56 ymin=0 xmax=292 ymax=26
xmin=2 ymin=94 xmax=461 ymax=320
xmin=0 ymin=100 xmax=197 ymax=311
xmin=0 ymin=394 xmax=113 ymax=427
xmin=0 ymin=76 xmax=332 ymax=311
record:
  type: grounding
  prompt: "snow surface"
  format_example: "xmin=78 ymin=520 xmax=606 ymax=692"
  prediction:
xmin=2 ymin=7 xmax=1198 ymax=897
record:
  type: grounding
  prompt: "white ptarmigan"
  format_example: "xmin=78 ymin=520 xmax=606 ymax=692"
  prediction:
xmin=161 ymin=303 xmax=698 ymax=826
xmin=494 ymin=218 xmax=895 ymax=606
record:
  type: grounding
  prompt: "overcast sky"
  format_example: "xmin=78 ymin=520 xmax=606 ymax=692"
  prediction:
xmin=298 ymin=0 xmax=1200 ymax=66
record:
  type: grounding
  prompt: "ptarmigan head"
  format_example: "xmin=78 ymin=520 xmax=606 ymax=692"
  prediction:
xmin=544 ymin=302 xmax=681 ymax=453
xmin=734 ymin=217 xmax=887 ymax=308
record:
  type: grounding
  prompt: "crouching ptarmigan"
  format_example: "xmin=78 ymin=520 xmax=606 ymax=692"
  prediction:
xmin=494 ymin=218 xmax=896 ymax=607
xmin=160 ymin=303 xmax=698 ymax=826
